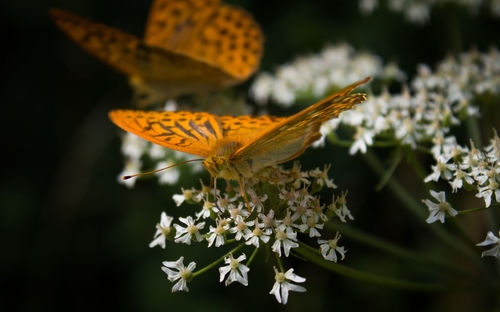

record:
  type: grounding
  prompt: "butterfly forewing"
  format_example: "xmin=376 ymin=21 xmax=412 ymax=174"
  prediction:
xmin=230 ymin=78 xmax=370 ymax=172
xmin=145 ymin=0 xmax=221 ymax=49
xmin=50 ymin=9 xmax=144 ymax=76
xmin=109 ymin=110 xmax=225 ymax=157
xmin=144 ymin=0 xmax=264 ymax=80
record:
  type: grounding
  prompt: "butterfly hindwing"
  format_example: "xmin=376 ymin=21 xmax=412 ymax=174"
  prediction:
xmin=219 ymin=115 xmax=286 ymax=143
xmin=109 ymin=110 xmax=225 ymax=157
xmin=230 ymin=78 xmax=370 ymax=172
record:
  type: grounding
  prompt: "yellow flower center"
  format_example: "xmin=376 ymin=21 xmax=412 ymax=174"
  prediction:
xmin=276 ymin=230 xmax=287 ymax=241
xmin=187 ymin=225 xmax=198 ymax=235
xmin=275 ymin=271 xmax=286 ymax=283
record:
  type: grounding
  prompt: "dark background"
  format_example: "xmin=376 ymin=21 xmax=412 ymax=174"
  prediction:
xmin=2 ymin=0 xmax=499 ymax=311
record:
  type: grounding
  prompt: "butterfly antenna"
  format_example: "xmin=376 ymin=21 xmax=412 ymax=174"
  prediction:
xmin=122 ymin=159 xmax=204 ymax=180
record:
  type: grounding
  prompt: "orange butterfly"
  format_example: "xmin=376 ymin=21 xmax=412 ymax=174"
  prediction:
xmin=50 ymin=0 xmax=264 ymax=106
xmin=109 ymin=77 xmax=370 ymax=205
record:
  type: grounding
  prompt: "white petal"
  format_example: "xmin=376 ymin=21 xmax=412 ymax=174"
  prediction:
xmin=269 ymin=282 xmax=282 ymax=303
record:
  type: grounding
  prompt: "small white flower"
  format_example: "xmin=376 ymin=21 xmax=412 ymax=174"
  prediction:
xmin=206 ymin=219 xmax=230 ymax=247
xmin=298 ymin=214 xmax=324 ymax=238
xmin=163 ymin=99 xmax=178 ymax=112
xmin=172 ymin=188 xmax=201 ymax=207
xmin=161 ymin=257 xmax=196 ymax=292
xmin=219 ymin=253 xmax=250 ymax=286
xmin=244 ymin=224 xmax=272 ymax=247
xmin=328 ymin=192 xmax=354 ymax=223
xmin=310 ymin=165 xmax=336 ymax=189
xmin=121 ymin=132 xmax=147 ymax=160
xmin=149 ymin=212 xmax=174 ymax=249
xmin=476 ymin=231 xmax=500 ymax=259
xmin=424 ymin=155 xmax=456 ymax=183
xmin=450 ymin=168 xmax=474 ymax=192
xmin=318 ymin=232 xmax=347 ymax=262
xmin=349 ymin=126 xmax=375 ymax=155
xmin=272 ymin=225 xmax=299 ymax=257
xmin=195 ymin=200 xmax=217 ymax=219
xmin=229 ymin=215 xmax=254 ymax=241
xmin=258 ymin=209 xmax=276 ymax=229
xmin=148 ymin=144 xmax=166 ymax=159
xmin=174 ymin=216 xmax=205 ymax=244
xmin=269 ymin=267 xmax=306 ymax=304
xmin=475 ymin=178 xmax=500 ymax=208
xmin=423 ymin=190 xmax=458 ymax=224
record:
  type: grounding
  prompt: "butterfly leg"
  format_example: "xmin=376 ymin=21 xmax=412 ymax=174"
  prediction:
xmin=213 ymin=177 xmax=223 ymax=214
xmin=238 ymin=177 xmax=252 ymax=212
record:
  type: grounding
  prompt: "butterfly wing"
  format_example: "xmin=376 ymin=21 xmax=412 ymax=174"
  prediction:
xmin=109 ymin=110 xmax=226 ymax=157
xmin=230 ymin=78 xmax=371 ymax=173
xmin=219 ymin=115 xmax=286 ymax=143
xmin=50 ymin=9 xmax=145 ymax=76
xmin=144 ymin=0 xmax=264 ymax=80
xmin=50 ymin=9 xmax=231 ymax=80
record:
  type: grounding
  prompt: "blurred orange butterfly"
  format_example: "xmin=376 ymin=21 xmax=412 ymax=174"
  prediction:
xmin=109 ymin=77 xmax=370 ymax=205
xmin=50 ymin=0 xmax=264 ymax=106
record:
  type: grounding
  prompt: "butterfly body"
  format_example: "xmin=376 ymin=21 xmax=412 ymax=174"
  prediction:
xmin=109 ymin=77 xmax=371 ymax=182
xmin=51 ymin=0 xmax=264 ymax=106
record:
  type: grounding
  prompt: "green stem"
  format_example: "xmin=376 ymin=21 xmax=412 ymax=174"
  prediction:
xmin=404 ymin=146 xmax=429 ymax=181
xmin=275 ymin=252 xmax=285 ymax=271
xmin=192 ymin=243 xmax=245 ymax=277
xmin=296 ymin=242 xmax=472 ymax=292
xmin=247 ymin=247 xmax=259 ymax=266
xmin=375 ymin=148 xmax=403 ymax=191
xmin=466 ymin=115 xmax=482 ymax=147
xmin=361 ymin=150 xmax=484 ymax=268
xmin=458 ymin=206 xmax=489 ymax=214
xmin=326 ymin=221 xmax=478 ymax=282
xmin=327 ymin=132 xmax=398 ymax=148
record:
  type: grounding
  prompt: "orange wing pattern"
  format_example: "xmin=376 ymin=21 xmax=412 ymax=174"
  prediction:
xmin=50 ymin=9 xmax=230 ymax=80
xmin=219 ymin=115 xmax=286 ymax=142
xmin=109 ymin=109 xmax=286 ymax=156
xmin=109 ymin=110 xmax=226 ymax=157
xmin=145 ymin=0 xmax=221 ymax=49
xmin=50 ymin=9 xmax=143 ymax=76
xmin=230 ymin=78 xmax=371 ymax=171
xmin=144 ymin=0 xmax=264 ymax=79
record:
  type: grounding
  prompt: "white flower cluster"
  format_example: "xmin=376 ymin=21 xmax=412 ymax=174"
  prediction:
xmin=422 ymin=130 xmax=500 ymax=222
xmin=334 ymin=48 xmax=499 ymax=155
xmin=150 ymin=163 xmax=350 ymax=303
xmin=249 ymin=43 xmax=406 ymax=107
xmin=359 ymin=0 xmax=500 ymax=24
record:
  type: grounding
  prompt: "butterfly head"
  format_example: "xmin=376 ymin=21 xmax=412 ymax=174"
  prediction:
xmin=203 ymin=156 xmax=241 ymax=180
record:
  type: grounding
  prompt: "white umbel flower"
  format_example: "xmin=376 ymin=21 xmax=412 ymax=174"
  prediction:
xmin=272 ymin=225 xmax=299 ymax=257
xmin=318 ymin=232 xmax=347 ymax=262
xmin=269 ymin=267 xmax=306 ymax=304
xmin=422 ymin=190 xmax=458 ymax=224
xmin=219 ymin=254 xmax=250 ymax=286
xmin=149 ymin=212 xmax=174 ymax=249
xmin=476 ymin=231 xmax=500 ymax=259
xmin=174 ymin=216 xmax=205 ymax=244
xmin=161 ymin=257 xmax=196 ymax=292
